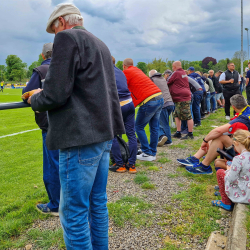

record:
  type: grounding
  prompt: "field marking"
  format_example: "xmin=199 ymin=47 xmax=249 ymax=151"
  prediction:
xmin=0 ymin=128 xmax=40 ymax=139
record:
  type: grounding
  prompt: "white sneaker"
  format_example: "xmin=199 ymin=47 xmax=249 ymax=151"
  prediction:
xmin=225 ymin=116 xmax=230 ymax=120
xmin=136 ymin=153 xmax=156 ymax=161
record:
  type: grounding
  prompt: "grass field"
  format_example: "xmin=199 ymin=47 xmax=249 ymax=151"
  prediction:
xmin=0 ymin=89 xmax=246 ymax=249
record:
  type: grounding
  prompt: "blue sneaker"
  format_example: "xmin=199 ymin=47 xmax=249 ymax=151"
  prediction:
xmin=36 ymin=203 xmax=59 ymax=216
xmin=185 ymin=163 xmax=213 ymax=175
xmin=177 ymin=155 xmax=199 ymax=166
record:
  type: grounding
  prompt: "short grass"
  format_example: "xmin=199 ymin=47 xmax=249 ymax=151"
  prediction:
xmin=0 ymin=89 xmax=243 ymax=248
xmin=107 ymin=196 xmax=153 ymax=227
xmin=147 ymin=166 xmax=160 ymax=171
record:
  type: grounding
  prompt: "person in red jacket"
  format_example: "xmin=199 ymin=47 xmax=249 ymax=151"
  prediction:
xmin=123 ymin=58 xmax=163 ymax=161
xmin=167 ymin=61 xmax=194 ymax=140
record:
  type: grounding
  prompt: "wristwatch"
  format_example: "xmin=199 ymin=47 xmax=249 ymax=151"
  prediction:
xmin=203 ymin=138 xmax=208 ymax=143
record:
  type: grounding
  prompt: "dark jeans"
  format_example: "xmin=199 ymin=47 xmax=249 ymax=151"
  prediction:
xmin=246 ymin=86 xmax=250 ymax=105
xmin=192 ymin=91 xmax=203 ymax=124
xmin=111 ymin=102 xmax=137 ymax=165
xmin=158 ymin=105 xmax=175 ymax=143
xmin=200 ymin=92 xmax=206 ymax=116
xmin=135 ymin=97 xmax=164 ymax=156
xmin=42 ymin=131 xmax=60 ymax=211
xmin=223 ymin=88 xmax=241 ymax=116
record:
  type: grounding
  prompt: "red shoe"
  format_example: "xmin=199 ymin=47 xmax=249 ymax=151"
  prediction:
xmin=116 ymin=164 xmax=127 ymax=173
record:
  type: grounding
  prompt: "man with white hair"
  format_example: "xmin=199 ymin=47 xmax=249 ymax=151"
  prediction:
xmin=149 ymin=69 xmax=174 ymax=146
xmin=28 ymin=3 xmax=125 ymax=249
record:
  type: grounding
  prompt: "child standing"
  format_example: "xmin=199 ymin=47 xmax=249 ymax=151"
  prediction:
xmin=212 ymin=129 xmax=250 ymax=211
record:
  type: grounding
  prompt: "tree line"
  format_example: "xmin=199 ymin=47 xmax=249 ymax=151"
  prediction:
xmin=0 ymin=51 xmax=249 ymax=82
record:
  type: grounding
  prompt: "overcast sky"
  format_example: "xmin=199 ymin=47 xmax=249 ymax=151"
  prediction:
xmin=1 ymin=0 xmax=250 ymax=67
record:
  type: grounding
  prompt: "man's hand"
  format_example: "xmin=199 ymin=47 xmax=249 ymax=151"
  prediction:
xmin=201 ymin=141 xmax=209 ymax=152
xmin=27 ymin=88 xmax=43 ymax=104
xmin=229 ymin=79 xmax=234 ymax=83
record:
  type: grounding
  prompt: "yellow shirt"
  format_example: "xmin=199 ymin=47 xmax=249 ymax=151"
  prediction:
xmin=0 ymin=82 xmax=3 ymax=87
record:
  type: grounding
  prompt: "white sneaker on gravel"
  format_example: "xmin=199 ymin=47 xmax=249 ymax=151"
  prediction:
xmin=225 ymin=116 xmax=230 ymax=120
xmin=137 ymin=153 xmax=156 ymax=161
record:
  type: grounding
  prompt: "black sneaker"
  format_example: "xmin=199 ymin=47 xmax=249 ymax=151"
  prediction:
xmin=201 ymin=115 xmax=205 ymax=120
xmin=109 ymin=163 xmax=122 ymax=172
xmin=180 ymin=134 xmax=194 ymax=140
xmin=173 ymin=132 xmax=182 ymax=138
xmin=157 ymin=135 xmax=168 ymax=147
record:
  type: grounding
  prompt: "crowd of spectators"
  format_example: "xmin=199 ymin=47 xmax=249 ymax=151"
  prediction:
xmin=22 ymin=2 xmax=250 ymax=248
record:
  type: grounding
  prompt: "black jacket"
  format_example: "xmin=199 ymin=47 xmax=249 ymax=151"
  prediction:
xmin=209 ymin=75 xmax=222 ymax=93
xmin=31 ymin=27 xmax=125 ymax=150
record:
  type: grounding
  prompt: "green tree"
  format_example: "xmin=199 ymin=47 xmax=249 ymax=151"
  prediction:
xmin=147 ymin=58 xmax=167 ymax=73
xmin=27 ymin=61 xmax=39 ymax=78
xmin=231 ymin=51 xmax=247 ymax=73
xmin=0 ymin=65 xmax=7 ymax=81
xmin=37 ymin=54 xmax=44 ymax=65
xmin=5 ymin=55 xmax=27 ymax=81
xmin=137 ymin=62 xmax=148 ymax=74
xmin=116 ymin=61 xmax=123 ymax=71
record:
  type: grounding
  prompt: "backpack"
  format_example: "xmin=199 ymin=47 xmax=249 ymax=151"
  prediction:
xmin=110 ymin=136 xmax=130 ymax=164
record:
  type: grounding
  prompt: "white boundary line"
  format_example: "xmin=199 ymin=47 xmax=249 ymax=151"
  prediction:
xmin=0 ymin=128 xmax=40 ymax=139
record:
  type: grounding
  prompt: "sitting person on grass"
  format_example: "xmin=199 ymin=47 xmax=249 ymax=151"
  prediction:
xmin=212 ymin=129 xmax=250 ymax=211
xmin=177 ymin=94 xmax=250 ymax=175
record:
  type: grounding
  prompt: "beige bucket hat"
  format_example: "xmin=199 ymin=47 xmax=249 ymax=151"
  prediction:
xmin=46 ymin=3 xmax=82 ymax=34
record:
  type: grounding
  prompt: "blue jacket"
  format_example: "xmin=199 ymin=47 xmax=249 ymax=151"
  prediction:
xmin=23 ymin=58 xmax=51 ymax=94
xmin=188 ymin=72 xmax=206 ymax=93
xmin=114 ymin=65 xmax=131 ymax=102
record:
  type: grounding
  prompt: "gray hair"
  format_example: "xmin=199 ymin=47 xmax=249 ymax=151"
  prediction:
xmin=230 ymin=94 xmax=247 ymax=110
xmin=208 ymin=70 xmax=214 ymax=74
xmin=53 ymin=13 xmax=83 ymax=27
xmin=149 ymin=69 xmax=157 ymax=77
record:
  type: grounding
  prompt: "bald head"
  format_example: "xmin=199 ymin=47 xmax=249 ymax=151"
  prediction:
xmin=123 ymin=58 xmax=133 ymax=70
xmin=149 ymin=69 xmax=157 ymax=77
xmin=172 ymin=61 xmax=182 ymax=72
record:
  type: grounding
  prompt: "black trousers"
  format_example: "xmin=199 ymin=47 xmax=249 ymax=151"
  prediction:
xmin=246 ymin=86 xmax=250 ymax=105
xmin=222 ymin=88 xmax=241 ymax=116
xmin=200 ymin=92 xmax=206 ymax=116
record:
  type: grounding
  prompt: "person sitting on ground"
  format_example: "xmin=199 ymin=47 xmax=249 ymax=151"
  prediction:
xmin=177 ymin=94 xmax=250 ymax=174
xmin=123 ymin=58 xmax=163 ymax=161
xmin=110 ymin=56 xmax=137 ymax=173
xmin=167 ymin=61 xmax=194 ymax=140
xmin=212 ymin=129 xmax=250 ymax=211
xmin=149 ymin=69 xmax=175 ymax=146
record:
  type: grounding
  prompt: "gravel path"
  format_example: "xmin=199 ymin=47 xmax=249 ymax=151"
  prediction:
xmin=22 ymin=141 xmax=232 ymax=250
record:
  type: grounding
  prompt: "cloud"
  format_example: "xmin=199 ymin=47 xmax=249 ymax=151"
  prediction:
xmin=0 ymin=0 xmax=250 ymax=68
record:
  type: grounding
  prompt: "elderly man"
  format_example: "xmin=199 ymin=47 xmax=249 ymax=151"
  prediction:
xmin=123 ymin=59 xmax=163 ymax=161
xmin=177 ymin=95 xmax=250 ymax=174
xmin=208 ymin=70 xmax=223 ymax=108
xmin=149 ymin=70 xmax=175 ymax=146
xmin=163 ymin=69 xmax=172 ymax=80
xmin=167 ymin=61 xmax=193 ymax=139
xmin=219 ymin=62 xmax=241 ymax=120
xmin=23 ymin=43 xmax=60 ymax=216
xmin=28 ymin=3 xmax=124 ymax=249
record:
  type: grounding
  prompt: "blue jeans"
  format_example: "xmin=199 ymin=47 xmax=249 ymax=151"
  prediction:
xmin=158 ymin=105 xmax=175 ymax=143
xmin=59 ymin=140 xmax=112 ymax=250
xmin=192 ymin=91 xmax=203 ymax=124
xmin=42 ymin=132 xmax=60 ymax=212
xmin=206 ymin=92 xmax=216 ymax=112
xmin=111 ymin=102 xmax=137 ymax=165
xmin=135 ymin=97 xmax=164 ymax=156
